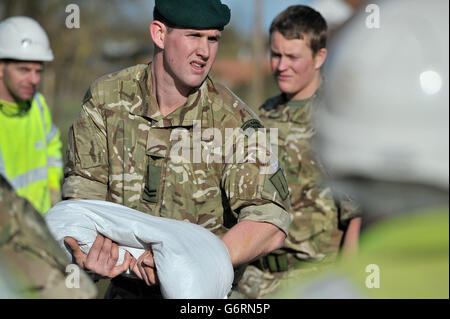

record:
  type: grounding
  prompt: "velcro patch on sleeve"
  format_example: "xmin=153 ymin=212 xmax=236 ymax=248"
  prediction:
xmin=269 ymin=168 xmax=289 ymax=201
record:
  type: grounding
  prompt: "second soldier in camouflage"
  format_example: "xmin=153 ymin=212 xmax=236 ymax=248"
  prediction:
xmin=232 ymin=5 xmax=362 ymax=299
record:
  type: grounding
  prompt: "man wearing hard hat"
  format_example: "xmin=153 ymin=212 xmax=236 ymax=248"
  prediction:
xmin=0 ymin=16 xmax=63 ymax=215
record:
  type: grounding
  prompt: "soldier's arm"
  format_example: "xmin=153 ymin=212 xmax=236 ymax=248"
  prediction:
xmin=62 ymin=89 xmax=129 ymax=277
xmin=62 ymin=87 xmax=109 ymax=200
xmin=335 ymin=192 xmax=363 ymax=257
xmin=221 ymin=127 xmax=291 ymax=267
xmin=0 ymin=175 xmax=97 ymax=298
xmin=340 ymin=217 xmax=362 ymax=258
xmin=221 ymin=219 xmax=286 ymax=267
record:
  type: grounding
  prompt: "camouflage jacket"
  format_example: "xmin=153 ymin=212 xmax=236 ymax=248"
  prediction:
xmin=259 ymin=91 xmax=359 ymax=259
xmin=63 ymin=64 xmax=291 ymax=238
xmin=0 ymin=175 xmax=97 ymax=298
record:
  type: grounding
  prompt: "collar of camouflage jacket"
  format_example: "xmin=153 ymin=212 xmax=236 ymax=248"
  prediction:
xmin=260 ymin=93 xmax=317 ymax=125
xmin=130 ymin=63 xmax=212 ymax=129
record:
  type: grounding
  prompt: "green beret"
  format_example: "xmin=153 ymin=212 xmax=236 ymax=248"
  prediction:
xmin=155 ymin=0 xmax=231 ymax=30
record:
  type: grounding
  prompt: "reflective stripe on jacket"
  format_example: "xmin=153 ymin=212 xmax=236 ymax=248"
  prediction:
xmin=0 ymin=92 xmax=63 ymax=214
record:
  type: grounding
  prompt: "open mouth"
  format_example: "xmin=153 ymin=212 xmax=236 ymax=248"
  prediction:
xmin=191 ymin=61 xmax=206 ymax=71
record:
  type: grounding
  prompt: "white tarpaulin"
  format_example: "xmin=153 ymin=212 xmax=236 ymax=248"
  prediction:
xmin=44 ymin=200 xmax=234 ymax=299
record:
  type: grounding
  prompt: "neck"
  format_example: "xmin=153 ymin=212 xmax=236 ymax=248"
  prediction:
xmin=288 ymin=72 xmax=322 ymax=101
xmin=151 ymin=53 xmax=191 ymax=117
xmin=0 ymin=95 xmax=30 ymax=116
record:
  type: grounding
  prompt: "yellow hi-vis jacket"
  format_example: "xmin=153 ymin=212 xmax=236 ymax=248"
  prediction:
xmin=0 ymin=92 xmax=63 ymax=215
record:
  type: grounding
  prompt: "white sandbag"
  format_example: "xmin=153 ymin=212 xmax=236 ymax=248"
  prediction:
xmin=44 ymin=200 xmax=234 ymax=299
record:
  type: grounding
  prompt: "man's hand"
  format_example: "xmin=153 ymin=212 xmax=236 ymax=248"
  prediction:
xmin=64 ymin=234 xmax=132 ymax=278
xmin=130 ymin=249 xmax=158 ymax=286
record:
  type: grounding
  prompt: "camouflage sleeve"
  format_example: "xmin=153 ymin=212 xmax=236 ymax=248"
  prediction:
xmin=221 ymin=123 xmax=291 ymax=236
xmin=0 ymin=175 xmax=97 ymax=298
xmin=337 ymin=194 xmax=363 ymax=228
xmin=327 ymin=182 xmax=363 ymax=228
xmin=238 ymin=203 xmax=291 ymax=236
xmin=62 ymin=86 xmax=109 ymax=200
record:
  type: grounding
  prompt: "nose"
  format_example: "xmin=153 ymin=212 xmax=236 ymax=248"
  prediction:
xmin=196 ymin=38 xmax=210 ymax=60
xmin=277 ymin=56 xmax=289 ymax=72
xmin=28 ymin=70 xmax=41 ymax=87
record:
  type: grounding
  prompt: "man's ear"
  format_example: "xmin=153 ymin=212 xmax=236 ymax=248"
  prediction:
xmin=150 ymin=21 xmax=167 ymax=50
xmin=314 ymin=48 xmax=327 ymax=70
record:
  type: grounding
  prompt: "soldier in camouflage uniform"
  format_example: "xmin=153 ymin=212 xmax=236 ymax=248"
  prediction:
xmin=62 ymin=0 xmax=291 ymax=298
xmin=0 ymin=174 xmax=97 ymax=298
xmin=269 ymin=0 xmax=449 ymax=298
xmin=232 ymin=5 xmax=362 ymax=298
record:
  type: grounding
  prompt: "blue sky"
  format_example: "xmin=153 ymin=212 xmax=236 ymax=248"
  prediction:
xmin=124 ymin=0 xmax=314 ymax=38
xmin=223 ymin=0 xmax=313 ymax=36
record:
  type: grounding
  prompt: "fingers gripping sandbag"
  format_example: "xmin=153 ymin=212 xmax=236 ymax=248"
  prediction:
xmin=44 ymin=200 xmax=234 ymax=299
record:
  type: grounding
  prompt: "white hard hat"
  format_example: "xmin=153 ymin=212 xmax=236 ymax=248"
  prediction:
xmin=315 ymin=0 xmax=449 ymax=190
xmin=0 ymin=16 xmax=54 ymax=61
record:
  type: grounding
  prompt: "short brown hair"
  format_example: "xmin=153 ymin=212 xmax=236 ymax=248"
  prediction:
xmin=269 ymin=5 xmax=327 ymax=55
